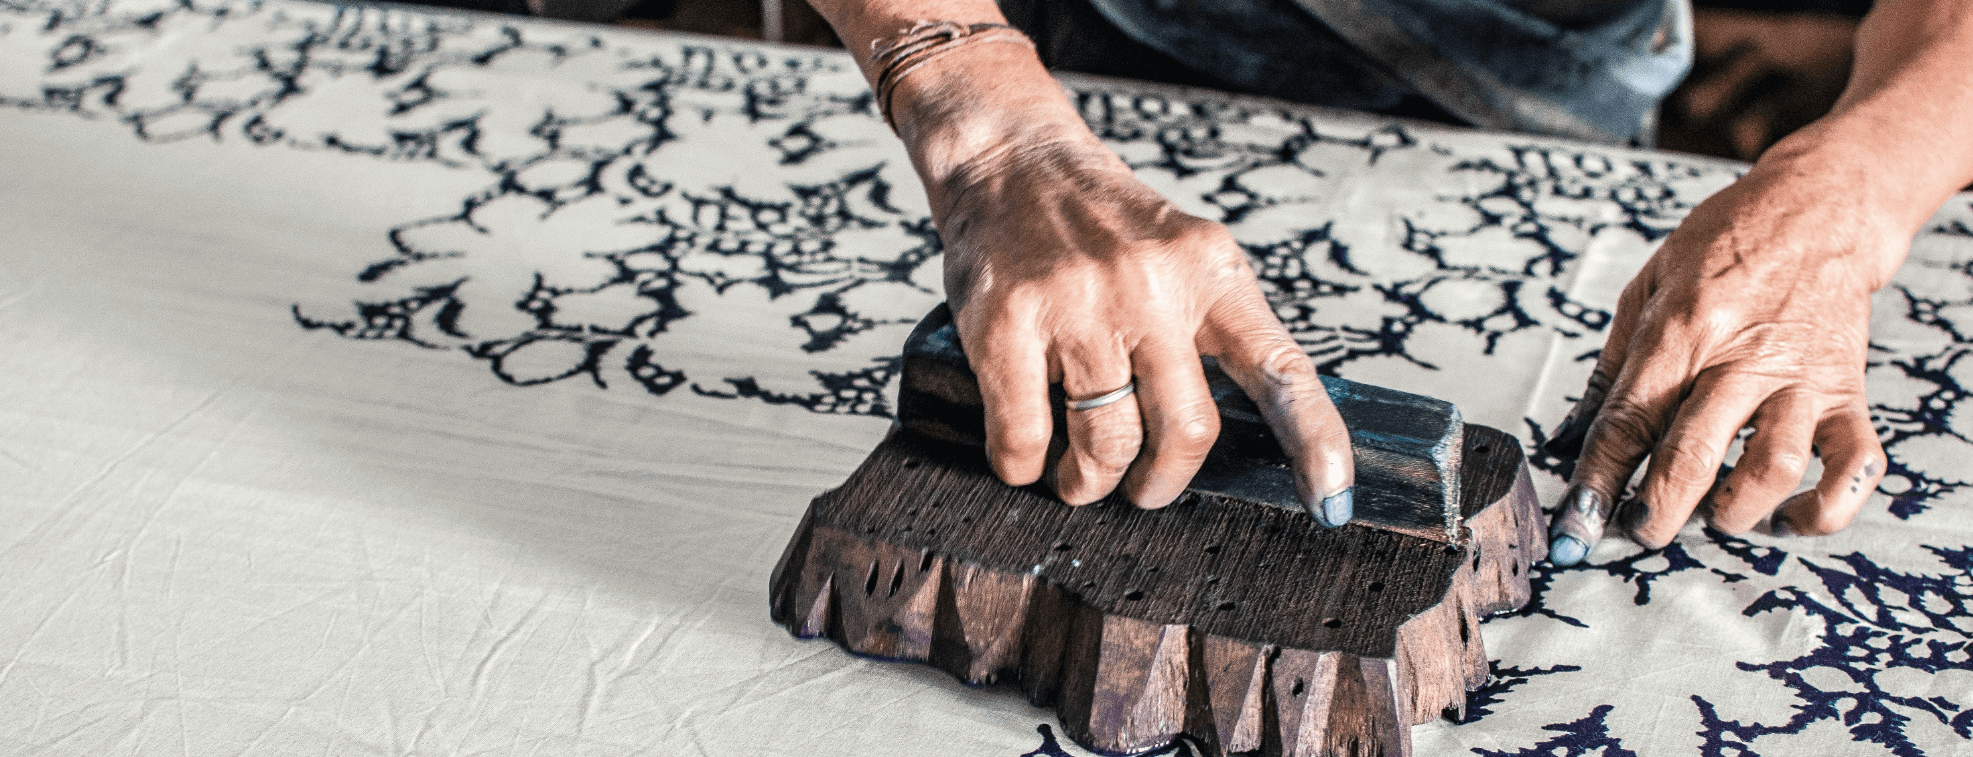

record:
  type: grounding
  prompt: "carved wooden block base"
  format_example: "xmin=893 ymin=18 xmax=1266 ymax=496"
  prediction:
xmin=769 ymin=424 xmax=1544 ymax=757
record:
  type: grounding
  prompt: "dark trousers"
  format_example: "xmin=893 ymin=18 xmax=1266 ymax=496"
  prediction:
xmin=997 ymin=0 xmax=1461 ymax=124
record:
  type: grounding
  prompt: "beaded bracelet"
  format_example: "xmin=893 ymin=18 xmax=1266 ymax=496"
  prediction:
xmin=870 ymin=20 xmax=1035 ymax=132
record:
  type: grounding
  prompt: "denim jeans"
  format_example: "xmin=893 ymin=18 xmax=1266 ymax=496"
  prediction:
xmin=1002 ymin=0 xmax=1691 ymax=144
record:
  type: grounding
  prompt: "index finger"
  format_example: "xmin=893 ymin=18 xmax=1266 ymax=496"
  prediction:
xmin=1201 ymin=290 xmax=1355 ymax=527
xmin=1547 ymin=272 xmax=1652 ymax=459
xmin=1547 ymin=318 xmax=1688 ymax=565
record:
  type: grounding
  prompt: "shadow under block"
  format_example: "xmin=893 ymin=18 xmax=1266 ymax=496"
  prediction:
xmin=769 ymin=425 xmax=1544 ymax=757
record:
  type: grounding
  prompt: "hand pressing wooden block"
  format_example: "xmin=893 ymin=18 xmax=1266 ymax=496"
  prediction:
xmin=897 ymin=304 xmax=1468 ymax=542
xmin=769 ymin=305 xmax=1544 ymax=757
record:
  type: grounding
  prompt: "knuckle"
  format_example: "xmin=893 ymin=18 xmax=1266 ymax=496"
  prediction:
xmin=1741 ymin=449 xmax=1810 ymax=485
xmin=1584 ymin=404 xmax=1659 ymax=462
xmin=994 ymin=420 xmax=1053 ymax=455
xmin=1584 ymin=367 xmax=1615 ymax=397
xmin=1255 ymin=342 xmax=1318 ymax=386
xmin=1625 ymin=509 xmax=1677 ymax=549
xmin=1163 ymin=411 xmax=1220 ymax=456
xmin=953 ymin=286 xmax=1026 ymax=331
xmin=1617 ymin=272 xmax=1652 ymax=309
xmin=1705 ymin=491 xmax=1768 ymax=535
xmin=1171 ymin=216 xmax=1235 ymax=248
xmin=1174 ymin=221 xmax=1252 ymax=275
xmin=1082 ymin=421 xmax=1143 ymax=470
xmin=1656 ymin=437 xmax=1724 ymax=483
xmin=1694 ymin=303 xmax=1746 ymax=337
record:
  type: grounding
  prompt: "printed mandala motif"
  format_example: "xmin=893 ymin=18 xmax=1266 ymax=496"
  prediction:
xmin=6 ymin=0 xmax=1973 ymax=753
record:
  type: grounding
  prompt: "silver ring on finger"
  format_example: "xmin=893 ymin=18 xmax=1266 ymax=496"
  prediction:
xmin=1067 ymin=380 xmax=1136 ymax=412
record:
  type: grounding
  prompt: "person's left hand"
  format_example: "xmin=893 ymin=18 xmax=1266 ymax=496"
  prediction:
xmin=1543 ymin=153 xmax=1902 ymax=564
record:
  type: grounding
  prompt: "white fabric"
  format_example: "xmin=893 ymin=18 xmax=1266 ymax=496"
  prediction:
xmin=1 ymin=1 xmax=1970 ymax=754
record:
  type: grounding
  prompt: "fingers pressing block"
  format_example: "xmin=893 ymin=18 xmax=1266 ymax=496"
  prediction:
xmin=930 ymin=124 xmax=1362 ymax=519
xmin=967 ymin=288 xmax=1353 ymax=522
xmin=970 ymin=321 xmax=1052 ymax=487
xmin=1118 ymin=339 xmax=1219 ymax=510
xmin=1052 ymin=343 xmax=1142 ymax=505
xmin=1203 ymin=290 xmax=1356 ymax=527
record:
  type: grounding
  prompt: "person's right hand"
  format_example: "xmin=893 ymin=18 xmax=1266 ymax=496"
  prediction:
xmin=938 ymin=132 xmax=1356 ymax=521
xmin=886 ymin=39 xmax=1357 ymax=523
xmin=1541 ymin=152 xmax=1897 ymax=564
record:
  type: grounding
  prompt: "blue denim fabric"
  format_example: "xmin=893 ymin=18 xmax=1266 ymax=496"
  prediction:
xmin=1085 ymin=0 xmax=1691 ymax=144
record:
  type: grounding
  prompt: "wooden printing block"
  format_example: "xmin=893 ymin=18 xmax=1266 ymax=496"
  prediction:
xmin=769 ymin=305 xmax=1544 ymax=757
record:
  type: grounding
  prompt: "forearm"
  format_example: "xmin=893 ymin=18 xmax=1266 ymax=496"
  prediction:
xmin=1754 ymin=0 xmax=1973 ymax=280
xmin=802 ymin=0 xmax=1119 ymax=216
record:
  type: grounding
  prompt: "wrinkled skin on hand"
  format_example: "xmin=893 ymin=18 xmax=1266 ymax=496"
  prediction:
xmin=1544 ymin=160 xmax=1897 ymax=564
xmin=934 ymin=133 xmax=1355 ymax=520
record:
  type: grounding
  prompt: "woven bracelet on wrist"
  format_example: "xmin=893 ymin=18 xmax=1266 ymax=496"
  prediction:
xmin=870 ymin=20 xmax=1035 ymax=132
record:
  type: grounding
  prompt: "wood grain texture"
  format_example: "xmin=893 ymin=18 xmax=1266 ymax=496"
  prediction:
xmin=768 ymin=423 xmax=1544 ymax=757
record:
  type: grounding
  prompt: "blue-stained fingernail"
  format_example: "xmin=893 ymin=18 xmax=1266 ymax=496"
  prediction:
xmin=1315 ymin=489 xmax=1353 ymax=528
xmin=1548 ymin=534 xmax=1589 ymax=566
